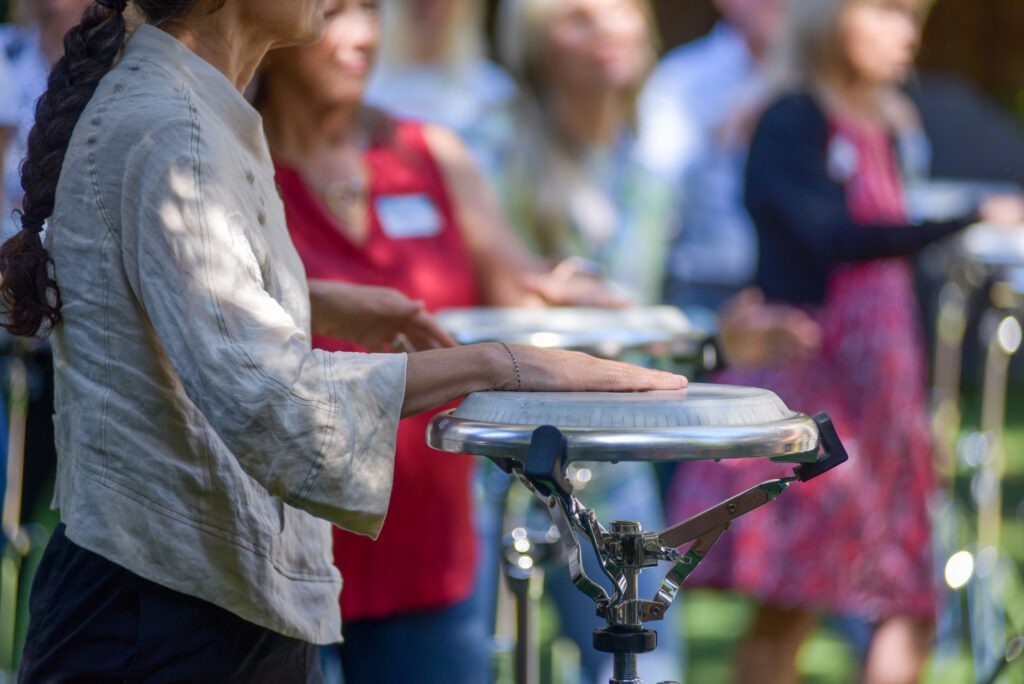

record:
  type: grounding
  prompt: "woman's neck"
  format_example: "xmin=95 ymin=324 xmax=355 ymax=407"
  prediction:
xmin=261 ymin=80 xmax=361 ymax=163
xmin=553 ymin=88 xmax=625 ymax=148
xmin=164 ymin=7 xmax=277 ymax=92
xmin=818 ymin=68 xmax=886 ymax=123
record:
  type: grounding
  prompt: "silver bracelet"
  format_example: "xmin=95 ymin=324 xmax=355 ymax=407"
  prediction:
xmin=499 ymin=342 xmax=523 ymax=391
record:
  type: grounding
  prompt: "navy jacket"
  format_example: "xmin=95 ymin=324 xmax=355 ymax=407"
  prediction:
xmin=746 ymin=93 xmax=976 ymax=306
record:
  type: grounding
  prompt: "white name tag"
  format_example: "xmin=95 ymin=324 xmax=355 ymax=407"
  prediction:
xmin=375 ymin=194 xmax=443 ymax=239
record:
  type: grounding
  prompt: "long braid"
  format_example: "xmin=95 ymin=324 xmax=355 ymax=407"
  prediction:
xmin=0 ymin=0 xmax=127 ymax=336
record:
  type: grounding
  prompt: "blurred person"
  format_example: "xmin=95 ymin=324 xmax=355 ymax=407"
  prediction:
xmin=7 ymin=0 xmax=688 ymax=679
xmin=498 ymin=0 xmax=667 ymax=305
xmin=0 ymin=0 xmax=92 ymax=239
xmin=0 ymin=49 xmax=16 ymax=222
xmin=495 ymin=1 xmax=685 ymax=681
xmin=668 ymin=1 xmax=1024 ymax=683
xmin=365 ymin=0 xmax=517 ymax=180
xmin=257 ymin=0 xmax=643 ymax=681
xmin=0 ymin=0 xmax=89 ymax=539
xmin=638 ymin=0 xmax=784 ymax=311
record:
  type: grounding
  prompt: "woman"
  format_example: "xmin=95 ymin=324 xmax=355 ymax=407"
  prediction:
xmin=494 ymin=1 xmax=685 ymax=681
xmin=497 ymin=0 xmax=669 ymax=306
xmin=3 ymin=1 xmax=684 ymax=679
xmin=257 ymin=1 xmax=620 ymax=680
xmin=669 ymin=1 xmax=1023 ymax=682
xmin=366 ymin=0 xmax=517 ymax=182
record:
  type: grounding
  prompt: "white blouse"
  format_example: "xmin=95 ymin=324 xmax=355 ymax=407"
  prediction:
xmin=46 ymin=24 xmax=406 ymax=643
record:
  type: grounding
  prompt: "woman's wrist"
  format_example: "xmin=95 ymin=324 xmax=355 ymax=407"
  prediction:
xmin=477 ymin=342 xmax=517 ymax=392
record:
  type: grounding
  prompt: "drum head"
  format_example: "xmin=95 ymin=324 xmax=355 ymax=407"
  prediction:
xmin=434 ymin=306 xmax=711 ymax=356
xmin=961 ymin=222 xmax=1024 ymax=268
xmin=427 ymin=384 xmax=820 ymax=464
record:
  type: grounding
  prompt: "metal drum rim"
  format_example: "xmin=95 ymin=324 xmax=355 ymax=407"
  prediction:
xmin=434 ymin=305 xmax=713 ymax=352
xmin=426 ymin=410 xmax=821 ymax=464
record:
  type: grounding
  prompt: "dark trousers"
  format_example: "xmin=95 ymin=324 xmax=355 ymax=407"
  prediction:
xmin=19 ymin=525 xmax=322 ymax=683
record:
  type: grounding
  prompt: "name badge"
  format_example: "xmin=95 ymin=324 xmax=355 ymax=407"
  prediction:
xmin=375 ymin=194 xmax=443 ymax=240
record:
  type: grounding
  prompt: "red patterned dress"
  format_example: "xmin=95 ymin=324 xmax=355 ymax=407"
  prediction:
xmin=668 ymin=113 xmax=937 ymax=622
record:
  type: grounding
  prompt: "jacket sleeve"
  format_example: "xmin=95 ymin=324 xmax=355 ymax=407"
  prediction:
xmin=744 ymin=94 xmax=974 ymax=270
xmin=117 ymin=118 xmax=406 ymax=538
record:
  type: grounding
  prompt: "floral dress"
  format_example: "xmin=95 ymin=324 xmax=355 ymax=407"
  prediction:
xmin=668 ymin=113 xmax=937 ymax=622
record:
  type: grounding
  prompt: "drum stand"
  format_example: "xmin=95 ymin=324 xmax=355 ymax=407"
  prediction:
xmin=931 ymin=258 xmax=1024 ymax=680
xmin=501 ymin=417 xmax=848 ymax=684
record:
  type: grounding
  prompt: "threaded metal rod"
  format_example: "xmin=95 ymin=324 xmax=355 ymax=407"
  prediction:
xmin=611 ymin=652 xmax=640 ymax=683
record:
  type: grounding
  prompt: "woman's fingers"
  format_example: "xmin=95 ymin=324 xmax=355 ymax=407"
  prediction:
xmin=522 ymin=272 xmax=631 ymax=308
xmin=980 ymin=194 xmax=1024 ymax=226
xmin=506 ymin=346 xmax=686 ymax=393
xmin=405 ymin=311 xmax=458 ymax=350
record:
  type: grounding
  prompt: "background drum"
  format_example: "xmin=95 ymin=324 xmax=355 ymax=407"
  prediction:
xmin=434 ymin=306 xmax=719 ymax=370
xmin=931 ymin=220 xmax=1024 ymax=680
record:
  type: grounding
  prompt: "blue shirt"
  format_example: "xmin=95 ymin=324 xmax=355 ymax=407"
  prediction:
xmin=637 ymin=23 xmax=763 ymax=294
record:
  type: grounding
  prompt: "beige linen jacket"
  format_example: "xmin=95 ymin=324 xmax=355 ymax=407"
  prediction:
xmin=45 ymin=24 xmax=407 ymax=644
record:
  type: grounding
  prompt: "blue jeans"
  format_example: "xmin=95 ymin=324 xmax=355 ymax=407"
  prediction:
xmin=329 ymin=597 xmax=489 ymax=684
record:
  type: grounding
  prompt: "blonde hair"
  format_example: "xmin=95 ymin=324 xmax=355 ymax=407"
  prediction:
xmin=770 ymin=0 xmax=933 ymax=94
xmin=377 ymin=0 xmax=486 ymax=71
xmin=497 ymin=0 xmax=659 ymax=257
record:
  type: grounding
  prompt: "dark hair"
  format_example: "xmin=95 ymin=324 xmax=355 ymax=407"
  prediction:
xmin=0 ymin=0 xmax=213 ymax=337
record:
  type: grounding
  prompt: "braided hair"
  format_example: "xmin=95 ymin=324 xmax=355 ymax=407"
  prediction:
xmin=0 ymin=0 xmax=218 ymax=336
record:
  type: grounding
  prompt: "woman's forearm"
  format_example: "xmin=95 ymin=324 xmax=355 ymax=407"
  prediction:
xmin=402 ymin=344 xmax=504 ymax=417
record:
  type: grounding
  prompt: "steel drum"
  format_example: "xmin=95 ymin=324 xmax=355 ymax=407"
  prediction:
xmin=428 ymin=384 xmax=821 ymax=464
xmin=960 ymin=222 xmax=1024 ymax=269
xmin=428 ymin=384 xmax=847 ymax=684
xmin=905 ymin=179 xmax=1020 ymax=224
xmin=434 ymin=306 xmax=713 ymax=359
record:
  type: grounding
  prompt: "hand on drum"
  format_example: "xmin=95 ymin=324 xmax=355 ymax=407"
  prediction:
xmin=308 ymin=280 xmax=457 ymax=352
xmin=492 ymin=345 xmax=689 ymax=393
xmin=401 ymin=343 xmax=687 ymax=417
xmin=520 ymin=258 xmax=631 ymax=308
xmin=979 ymin=194 xmax=1024 ymax=226
xmin=717 ymin=288 xmax=823 ymax=368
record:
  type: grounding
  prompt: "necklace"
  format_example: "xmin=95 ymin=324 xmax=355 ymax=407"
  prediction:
xmin=312 ymin=152 xmax=371 ymax=244
xmin=322 ymin=174 xmax=368 ymax=219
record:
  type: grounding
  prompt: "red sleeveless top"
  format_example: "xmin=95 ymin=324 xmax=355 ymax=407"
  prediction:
xmin=277 ymin=120 xmax=480 ymax=620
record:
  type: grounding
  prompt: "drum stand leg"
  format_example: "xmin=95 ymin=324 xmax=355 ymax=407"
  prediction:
xmin=932 ymin=278 xmax=971 ymax=475
xmin=965 ymin=309 xmax=1021 ymax=682
xmin=513 ymin=418 xmax=848 ymax=684
xmin=507 ymin=568 xmax=537 ymax=684
xmin=1 ymin=348 xmax=31 ymax=672
xmin=504 ymin=523 xmax=560 ymax=684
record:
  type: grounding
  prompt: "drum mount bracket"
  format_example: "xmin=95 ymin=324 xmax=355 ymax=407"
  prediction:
xmin=514 ymin=415 xmax=848 ymax=684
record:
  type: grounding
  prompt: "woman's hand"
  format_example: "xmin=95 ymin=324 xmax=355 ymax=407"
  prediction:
xmin=521 ymin=259 xmax=631 ymax=308
xmin=401 ymin=343 xmax=687 ymax=417
xmin=980 ymin=194 xmax=1024 ymax=226
xmin=309 ymin=280 xmax=456 ymax=352
xmin=492 ymin=345 xmax=687 ymax=392
xmin=717 ymin=288 xmax=823 ymax=368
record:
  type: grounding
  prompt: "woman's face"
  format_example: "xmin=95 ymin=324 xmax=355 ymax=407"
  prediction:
xmin=267 ymin=0 xmax=379 ymax=106
xmin=544 ymin=0 xmax=651 ymax=96
xmin=235 ymin=0 xmax=329 ymax=47
xmin=410 ymin=0 xmax=469 ymax=29
xmin=837 ymin=0 xmax=922 ymax=86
